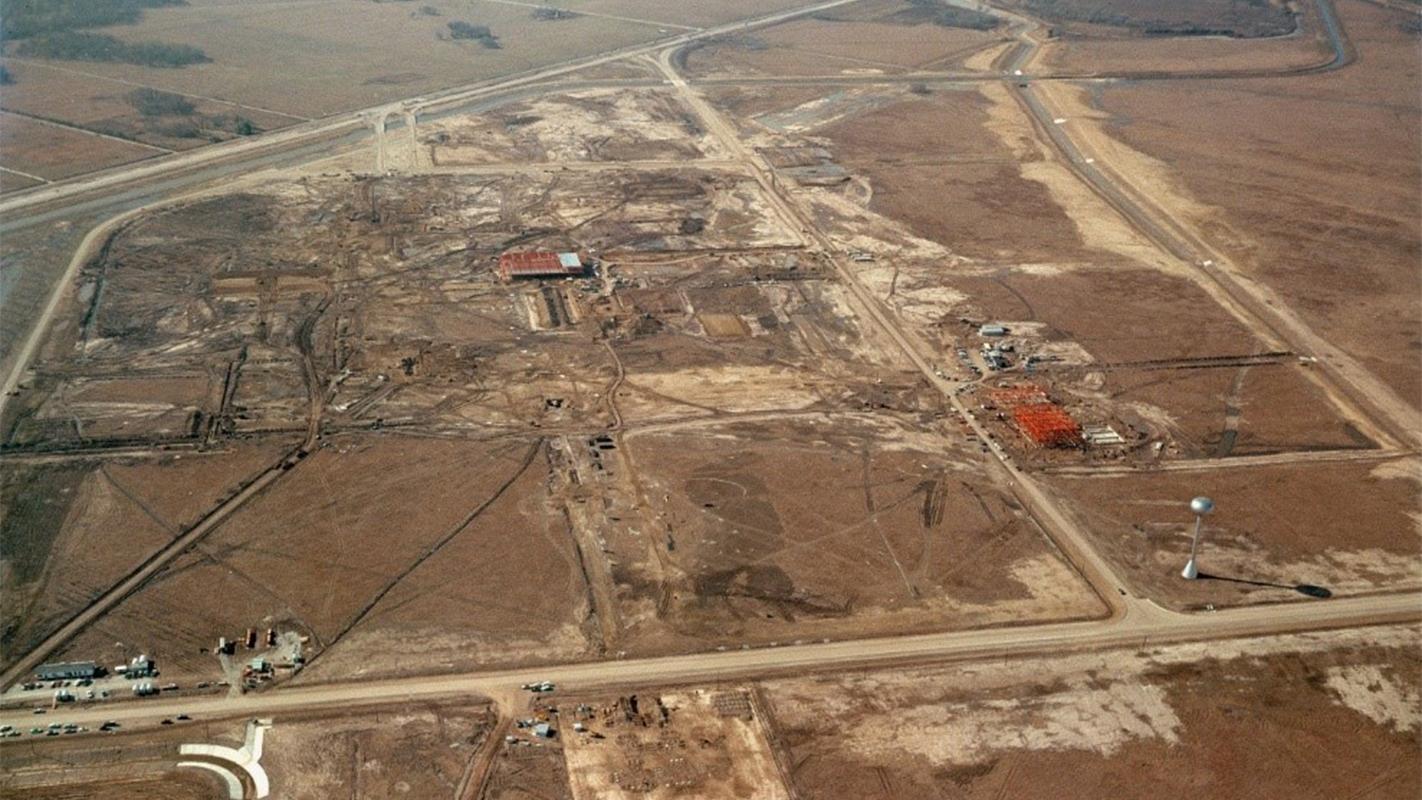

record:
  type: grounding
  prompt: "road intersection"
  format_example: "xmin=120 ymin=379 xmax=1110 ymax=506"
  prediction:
xmin=0 ymin=0 xmax=1416 ymax=759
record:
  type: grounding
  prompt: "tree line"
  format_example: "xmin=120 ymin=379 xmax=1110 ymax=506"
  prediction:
xmin=1 ymin=0 xmax=210 ymax=69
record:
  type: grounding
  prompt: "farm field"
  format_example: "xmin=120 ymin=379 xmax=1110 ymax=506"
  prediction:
xmin=1085 ymin=0 xmax=1422 ymax=408
xmin=5 ymin=1 xmax=667 ymax=119
xmin=542 ymin=0 xmax=814 ymax=29
xmin=0 ymin=60 xmax=300 ymax=153
xmin=0 ymin=110 xmax=161 ymax=183
xmin=1033 ymin=10 xmax=1334 ymax=75
xmin=683 ymin=0 xmax=1011 ymax=77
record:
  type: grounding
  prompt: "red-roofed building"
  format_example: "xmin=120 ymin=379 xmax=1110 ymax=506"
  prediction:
xmin=498 ymin=251 xmax=584 ymax=281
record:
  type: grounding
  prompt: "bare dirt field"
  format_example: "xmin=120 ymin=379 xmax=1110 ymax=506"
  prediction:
xmin=766 ymin=624 xmax=1421 ymax=799
xmin=560 ymin=688 xmax=790 ymax=799
xmin=1087 ymin=0 xmax=1422 ymax=408
xmin=484 ymin=732 xmax=573 ymax=800
xmin=601 ymin=416 xmax=1106 ymax=654
xmin=0 ymin=443 xmax=292 ymax=673
xmin=805 ymin=82 xmax=1143 ymax=264
xmin=703 ymin=85 xmax=848 ymax=130
xmin=0 ymin=212 xmax=104 ymax=376
xmin=261 ymin=702 xmax=496 ymax=798
xmin=421 ymin=88 xmax=727 ymax=165
xmin=0 ymin=111 xmax=160 ymax=181
xmin=49 ymin=434 xmax=595 ymax=685
xmin=1 ymin=770 xmax=219 ymax=799
xmin=1044 ymin=457 xmax=1422 ymax=607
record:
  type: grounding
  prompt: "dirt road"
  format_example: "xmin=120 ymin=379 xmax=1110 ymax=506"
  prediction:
xmin=653 ymin=45 xmax=1133 ymax=611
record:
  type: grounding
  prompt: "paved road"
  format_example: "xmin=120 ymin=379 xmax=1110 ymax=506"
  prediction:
xmin=1039 ymin=447 xmax=1409 ymax=476
xmin=3 ymin=590 xmax=1416 ymax=734
xmin=1 ymin=0 xmax=1414 ymax=761
xmin=0 ymin=0 xmax=869 ymax=696
xmin=1015 ymin=82 xmax=1417 ymax=450
xmin=0 ymin=0 xmax=860 ymax=222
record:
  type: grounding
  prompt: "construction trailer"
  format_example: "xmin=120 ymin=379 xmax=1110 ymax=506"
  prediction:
xmin=35 ymin=662 xmax=99 ymax=681
xmin=1083 ymin=424 xmax=1126 ymax=446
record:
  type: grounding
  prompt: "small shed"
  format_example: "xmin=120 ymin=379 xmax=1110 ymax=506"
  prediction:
xmin=979 ymin=323 xmax=1008 ymax=337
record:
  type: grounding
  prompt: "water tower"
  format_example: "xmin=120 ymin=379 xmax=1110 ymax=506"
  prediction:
xmin=1180 ymin=496 xmax=1214 ymax=580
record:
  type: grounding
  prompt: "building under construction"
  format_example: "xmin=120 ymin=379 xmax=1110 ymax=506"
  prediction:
xmin=990 ymin=384 xmax=1082 ymax=447
xmin=499 ymin=251 xmax=584 ymax=281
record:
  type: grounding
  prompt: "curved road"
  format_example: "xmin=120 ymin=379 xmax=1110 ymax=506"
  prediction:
xmin=0 ymin=0 xmax=1416 ymax=762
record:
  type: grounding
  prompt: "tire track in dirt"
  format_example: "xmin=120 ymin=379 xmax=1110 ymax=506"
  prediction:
xmin=301 ymin=438 xmax=545 ymax=668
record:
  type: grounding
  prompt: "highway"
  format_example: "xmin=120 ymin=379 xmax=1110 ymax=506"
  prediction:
xmin=1012 ymin=83 xmax=1417 ymax=450
xmin=652 ymin=42 xmax=1134 ymax=612
xmin=0 ymin=0 xmax=1416 ymax=769
xmin=0 ymin=0 xmax=861 ymax=223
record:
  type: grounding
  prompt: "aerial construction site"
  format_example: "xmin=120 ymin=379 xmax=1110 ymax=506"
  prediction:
xmin=0 ymin=0 xmax=1417 ymax=797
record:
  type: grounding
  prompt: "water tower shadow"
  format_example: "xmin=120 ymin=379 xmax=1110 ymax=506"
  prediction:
xmin=1196 ymin=572 xmax=1333 ymax=599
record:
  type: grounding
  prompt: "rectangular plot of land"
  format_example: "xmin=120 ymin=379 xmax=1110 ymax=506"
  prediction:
xmin=600 ymin=416 xmax=1106 ymax=651
xmin=697 ymin=312 xmax=750 ymax=338
xmin=563 ymin=689 xmax=790 ymax=800
xmin=0 ymin=111 xmax=159 ymax=180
